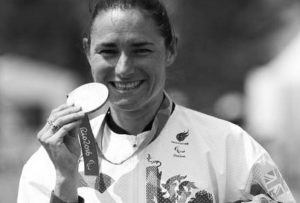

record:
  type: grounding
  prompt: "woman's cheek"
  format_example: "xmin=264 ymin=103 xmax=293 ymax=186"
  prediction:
xmin=91 ymin=69 xmax=110 ymax=84
xmin=90 ymin=59 xmax=112 ymax=83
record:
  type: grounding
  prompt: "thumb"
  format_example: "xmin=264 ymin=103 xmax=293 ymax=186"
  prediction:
xmin=64 ymin=127 xmax=81 ymax=158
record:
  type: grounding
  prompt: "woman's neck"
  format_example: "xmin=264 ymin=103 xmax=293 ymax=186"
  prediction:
xmin=109 ymin=93 xmax=164 ymax=135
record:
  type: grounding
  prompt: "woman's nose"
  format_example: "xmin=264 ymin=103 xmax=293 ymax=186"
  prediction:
xmin=115 ymin=52 xmax=135 ymax=77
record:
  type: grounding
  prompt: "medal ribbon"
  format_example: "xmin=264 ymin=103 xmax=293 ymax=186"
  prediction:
xmin=98 ymin=93 xmax=174 ymax=165
xmin=79 ymin=93 xmax=174 ymax=175
xmin=78 ymin=114 xmax=100 ymax=175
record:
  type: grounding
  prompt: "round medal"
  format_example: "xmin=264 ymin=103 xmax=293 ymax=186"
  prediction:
xmin=67 ymin=83 xmax=109 ymax=113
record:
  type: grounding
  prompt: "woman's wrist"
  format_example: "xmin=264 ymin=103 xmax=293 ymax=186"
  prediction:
xmin=55 ymin=167 xmax=79 ymax=180
xmin=54 ymin=172 xmax=79 ymax=202
xmin=50 ymin=191 xmax=84 ymax=203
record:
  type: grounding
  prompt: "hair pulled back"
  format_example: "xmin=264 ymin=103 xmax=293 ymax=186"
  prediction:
xmin=84 ymin=0 xmax=175 ymax=51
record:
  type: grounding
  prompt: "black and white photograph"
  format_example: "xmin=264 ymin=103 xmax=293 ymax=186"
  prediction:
xmin=0 ymin=0 xmax=299 ymax=202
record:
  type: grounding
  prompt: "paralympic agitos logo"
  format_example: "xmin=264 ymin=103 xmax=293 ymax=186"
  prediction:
xmin=171 ymin=130 xmax=190 ymax=158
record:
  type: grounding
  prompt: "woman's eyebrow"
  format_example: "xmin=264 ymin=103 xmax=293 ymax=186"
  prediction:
xmin=94 ymin=41 xmax=154 ymax=52
xmin=132 ymin=42 xmax=155 ymax=47
xmin=94 ymin=43 xmax=117 ymax=52
xmin=97 ymin=42 xmax=117 ymax=48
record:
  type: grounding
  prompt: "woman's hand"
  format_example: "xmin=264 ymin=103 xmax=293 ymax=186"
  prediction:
xmin=37 ymin=103 xmax=85 ymax=202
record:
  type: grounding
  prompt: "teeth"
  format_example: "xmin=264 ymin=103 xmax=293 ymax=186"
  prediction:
xmin=113 ymin=81 xmax=142 ymax=90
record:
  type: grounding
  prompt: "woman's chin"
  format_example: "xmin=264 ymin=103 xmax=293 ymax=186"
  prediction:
xmin=109 ymin=98 xmax=142 ymax=112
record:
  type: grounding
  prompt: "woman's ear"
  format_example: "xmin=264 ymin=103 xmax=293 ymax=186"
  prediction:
xmin=166 ymin=35 xmax=178 ymax=67
xmin=83 ymin=37 xmax=96 ymax=80
xmin=83 ymin=37 xmax=90 ymax=59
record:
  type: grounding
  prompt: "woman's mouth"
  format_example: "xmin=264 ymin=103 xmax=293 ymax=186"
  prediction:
xmin=110 ymin=80 xmax=144 ymax=91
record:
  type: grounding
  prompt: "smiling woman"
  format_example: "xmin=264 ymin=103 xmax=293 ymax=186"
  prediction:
xmin=87 ymin=8 xmax=176 ymax=133
xmin=17 ymin=0 xmax=296 ymax=203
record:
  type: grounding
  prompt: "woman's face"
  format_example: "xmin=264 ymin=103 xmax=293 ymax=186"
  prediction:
xmin=87 ymin=8 xmax=175 ymax=111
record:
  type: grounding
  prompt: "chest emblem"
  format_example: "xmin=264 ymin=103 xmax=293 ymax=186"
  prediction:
xmin=171 ymin=130 xmax=190 ymax=158
xmin=146 ymin=154 xmax=214 ymax=203
xmin=176 ymin=130 xmax=189 ymax=142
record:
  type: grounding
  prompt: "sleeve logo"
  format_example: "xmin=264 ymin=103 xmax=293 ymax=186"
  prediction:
xmin=264 ymin=168 xmax=288 ymax=197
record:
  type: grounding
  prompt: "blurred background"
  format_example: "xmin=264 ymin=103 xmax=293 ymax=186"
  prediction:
xmin=0 ymin=0 xmax=300 ymax=202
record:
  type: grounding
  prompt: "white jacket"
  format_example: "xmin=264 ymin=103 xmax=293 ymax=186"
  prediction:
xmin=18 ymin=104 xmax=295 ymax=203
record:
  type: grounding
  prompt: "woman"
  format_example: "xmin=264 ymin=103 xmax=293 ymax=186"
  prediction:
xmin=18 ymin=0 xmax=295 ymax=202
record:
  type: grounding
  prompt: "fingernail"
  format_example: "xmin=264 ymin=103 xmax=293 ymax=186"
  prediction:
xmin=73 ymin=105 xmax=80 ymax=110
xmin=69 ymin=101 xmax=76 ymax=106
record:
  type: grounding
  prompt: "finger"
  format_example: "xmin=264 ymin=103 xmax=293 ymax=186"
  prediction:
xmin=37 ymin=121 xmax=50 ymax=140
xmin=38 ymin=120 xmax=59 ymax=141
xmin=46 ymin=121 xmax=82 ymax=145
xmin=39 ymin=110 xmax=84 ymax=143
xmin=37 ymin=119 xmax=57 ymax=140
xmin=64 ymin=128 xmax=80 ymax=144
xmin=58 ymin=105 xmax=82 ymax=117
xmin=38 ymin=104 xmax=82 ymax=142
xmin=53 ymin=111 xmax=85 ymax=130
xmin=52 ymin=103 xmax=74 ymax=114
xmin=64 ymin=128 xmax=81 ymax=157
xmin=49 ymin=106 xmax=82 ymax=125
xmin=43 ymin=104 xmax=77 ymax=133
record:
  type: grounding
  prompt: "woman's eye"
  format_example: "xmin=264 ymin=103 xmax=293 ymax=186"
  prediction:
xmin=99 ymin=49 xmax=119 ymax=56
xmin=134 ymin=49 xmax=153 ymax=55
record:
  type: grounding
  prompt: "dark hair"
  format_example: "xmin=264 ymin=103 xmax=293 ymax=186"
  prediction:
xmin=84 ymin=0 xmax=175 ymax=51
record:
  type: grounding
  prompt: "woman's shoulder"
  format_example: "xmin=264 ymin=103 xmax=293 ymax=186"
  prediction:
xmin=172 ymin=104 xmax=265 ymax=155
xmin=173 ymin=104 xmax=239 ymax=133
